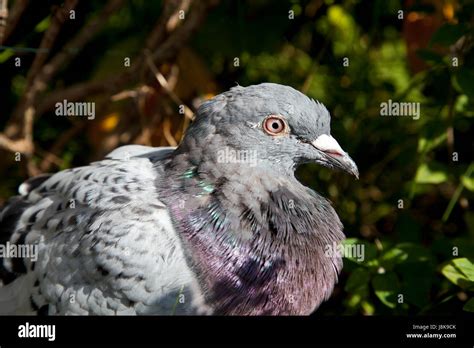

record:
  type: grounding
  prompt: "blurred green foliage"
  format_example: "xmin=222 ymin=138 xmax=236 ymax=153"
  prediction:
xmin=1 ymin=0 xmax=473 ymax=315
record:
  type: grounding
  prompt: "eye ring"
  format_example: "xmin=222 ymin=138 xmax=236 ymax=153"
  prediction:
xmin=263 ymin=115 xmax=288 ymax=136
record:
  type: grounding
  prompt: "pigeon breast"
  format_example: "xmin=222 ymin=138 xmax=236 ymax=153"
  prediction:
xmin=158 ymin=152 xmax=344 ymax=315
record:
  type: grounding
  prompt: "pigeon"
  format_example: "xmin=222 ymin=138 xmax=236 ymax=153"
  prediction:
xmin=0 ymin=83 xmax=358 ymax=315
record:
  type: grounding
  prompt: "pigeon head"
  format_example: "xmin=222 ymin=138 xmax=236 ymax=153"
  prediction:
xmin=181 ymin=82 xmax=358 ymax=178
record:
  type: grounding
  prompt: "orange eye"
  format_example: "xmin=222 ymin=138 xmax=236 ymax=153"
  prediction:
xmin=263 ymin=116 xmax=287 ymax=135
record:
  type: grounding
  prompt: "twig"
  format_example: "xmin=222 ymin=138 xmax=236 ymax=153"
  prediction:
xmin=23 ymin=106 xmax=33 ymax=144
xmin=139 ymin=0 xmax=189 ymax=81
xmin=40 ymin=121 xmax=86 ymax=172
xmin=7 ymin=1 xmax=78 ymax=139
xmin=181 ymin=114 xmax=191 ymax=141
xmin=166 ymin=0 xmax=192 ymax=32
xmin=442 ymin=163 xmax=474 ymax=222
xmin=37 ymin=75 xmax=130 ymax=115
xmin=0 ymin=106 xmax=34 ymax=154
xmin=10 ymin=0 xmax=124 ymax=129
xmin=144 ymin=49 xmax=194 ymax=120
xmin=150 ymin=0 xmax=213 ymax=64
xmin=26 ymin=160 xmax=41 ymax=177
xmin=145 ymin=0 xmax=187 ymax=50
xmin=35 ymin=147 xmax=63 ymax=168
xmin=35 ymin=0 xmax=216 ymax=116
xmin=37 ymin=0 xmax=124 ymax=88
xmin=111 ymin=90 xmax=138 ymax=101
xmin=0 ymin=0 xmax=8 ymax=44
xmin=0 ymin=133 xmax=32 ymax=153
xmin=26 ymin=0 xmax=79 ymax=86
xmin=162 ymin=116 xmax=178 ymax=146
xmin=446 ymin=84 xmax=455 ymax=156
xmin=2 ymin=0 xmax=28 ymax=44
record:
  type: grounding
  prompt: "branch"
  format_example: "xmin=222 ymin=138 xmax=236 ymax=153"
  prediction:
xmin=0 ymin=0 xmax=8 ymax=44
xmin=0 ymin=101 xmax=35 ymax=157
xmin=145 ymin=0 xmax=188 ymax=50
xmin=26 ymin=0 xmax=79 ymax=86
xmin=38 ymin=0 xmax=124 ymax=88
xmin=35 ymin=146 xmax=63 ymax=169
xmin=0 ymin=133 xmax=33 ymax=154
xmin=8 ymin=0 xmax=124 ymax=136
xmin=37 ymin=74 xmax=131 ymax=115
xmin=0 ymin=107 xmax=34 ymax=154
xmin=2 ymin=0 xmax=28 ymax=45
xmin=162 ymin=116 xmax=178 ymax=146
xmin=150 ymin=0 xmax=213 ymax=64
xmin=10 ymin=0 xmax=79 ymax=140
xmin=145 ymin=49 xmax=194 ymax=120
xmin=39 ymin=121 xmax=86 ymax=172
xmin=35 ymin=0 xmax=216 ymax=115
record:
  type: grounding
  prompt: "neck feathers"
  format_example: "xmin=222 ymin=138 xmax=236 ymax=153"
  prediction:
xmin=157 ymin=156 xmax=344 ymax=315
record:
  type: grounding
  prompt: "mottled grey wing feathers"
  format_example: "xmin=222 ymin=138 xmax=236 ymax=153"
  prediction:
xmin=0 ymin=146 xmax=205 ymax=315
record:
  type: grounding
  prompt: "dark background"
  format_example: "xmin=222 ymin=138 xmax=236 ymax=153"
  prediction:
xmin=0 ymin=0 xmax=473 ymax=316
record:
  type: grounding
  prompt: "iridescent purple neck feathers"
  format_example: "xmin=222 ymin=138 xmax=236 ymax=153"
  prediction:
xmin=156 ymin=153 xmax=344 ymax=315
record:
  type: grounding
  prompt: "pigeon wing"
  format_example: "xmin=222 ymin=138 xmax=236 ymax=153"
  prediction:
xmin=0 ymin=146 xmax=206 ymax=315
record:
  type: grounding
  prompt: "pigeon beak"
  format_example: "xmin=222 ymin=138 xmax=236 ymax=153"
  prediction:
xmin=311 ymin=134 xmax=359 ymax=179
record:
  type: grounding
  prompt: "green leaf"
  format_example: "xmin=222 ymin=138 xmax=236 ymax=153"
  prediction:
xmin=365 ymin=203 xmax=393 ymax=224
xmin=380 ymin=247 xmax=408 ymax=270
xmin=342 ymin=238 xmax=377 ymax=265
xmin=372 ymin=272 xmax=400 ymax=308
xmin=345 ymin=267 xmax=371 ymax=309
xmin=416 ymin=49 xmax=444 ymax=65
xmin=418 ymin=133 xmax=447 ymax=154
xmin=381 ymin=243 xmax=432 ymax=267
xmin=345 ymin=267 xmax=371 ymax=294
xmin=441 ymin=263 xmax=466 ymax=286
xmin=430 ymin=23 xmax=467 ymax=47
xmin=361 ymin=300 xmax=375 ymax=315
xmin=455 ymin=94 xmax=471 ymax=114
xmin=379 ymin=244 xmax=433 ymax=308
xmin=401 ymin=273 xmax=432 ymax=308
xmin=415 ymin=163 xmax=448 ymax=184
xmin=0 ymin=48 xmax=14 ymax=63
xmin=346 ymin=293 xmax=363 ymax=308
xmin=35 ymin=16 xmax=51 ymax=33
xmin=454 ymin=69 xmax=474 ymax=99
xmin=452 ymin=258 xmax=474 ymax=280
xmin=396 ymin=243 xmax=432 ymax=263
xmin=463 ymin=298 xmax=474 ymax=312
xmin=462 ymin=176 xmax=474 ymax=192
xmin=441 ymin=258 xmax=474 ymax=289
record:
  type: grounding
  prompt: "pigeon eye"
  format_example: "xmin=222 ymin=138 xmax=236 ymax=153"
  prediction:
xmin=263 ymin=116 xmax=287 ymax=136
